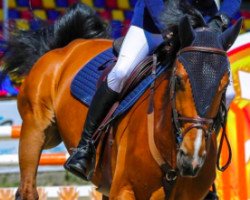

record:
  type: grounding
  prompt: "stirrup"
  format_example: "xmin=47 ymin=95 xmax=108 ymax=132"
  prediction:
xmin=64 ymin=145 xmax=95 ymax=181
xmin=64 ymin=162 xmax=88 ymax=180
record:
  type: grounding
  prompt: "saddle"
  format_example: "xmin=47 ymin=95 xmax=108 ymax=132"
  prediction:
xmin=112 ymin=36 xmax=124 ymax=57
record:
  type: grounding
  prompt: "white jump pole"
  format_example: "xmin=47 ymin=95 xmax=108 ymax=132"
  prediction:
xmin=0 ymin=186 xmax=93 ymax=198
xmin=0 ymin=125 xmax=21 ymax=139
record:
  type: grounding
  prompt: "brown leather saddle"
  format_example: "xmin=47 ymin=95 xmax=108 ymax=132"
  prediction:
xmin=113 ymin=36 xmax=124 ymax=57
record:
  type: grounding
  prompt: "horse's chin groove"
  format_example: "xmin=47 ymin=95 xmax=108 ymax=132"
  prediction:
xmin=179 ymin=167 xmax=200 ymax=177
xmin=180 ymin=172 xmax=199 ymax=178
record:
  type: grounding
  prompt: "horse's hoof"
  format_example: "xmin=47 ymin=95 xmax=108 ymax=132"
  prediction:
xmin=204 ymin=191 xmax=219 ymax=200
xmin=15 ymin=191 xmax=21 ymax=200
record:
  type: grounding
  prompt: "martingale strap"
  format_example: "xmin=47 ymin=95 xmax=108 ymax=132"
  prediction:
xmin=147 ymin=54 xmax=178 ymax=200
xmin=147 ymin=54 xmax=166 ymax=167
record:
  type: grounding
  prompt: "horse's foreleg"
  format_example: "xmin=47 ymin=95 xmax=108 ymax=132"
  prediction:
xmin=16 ymin=120 xmax=47 ymax=200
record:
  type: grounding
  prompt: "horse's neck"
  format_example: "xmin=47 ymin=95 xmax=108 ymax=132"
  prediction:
xmin=153 ymin=73 xmax=178 ymax=164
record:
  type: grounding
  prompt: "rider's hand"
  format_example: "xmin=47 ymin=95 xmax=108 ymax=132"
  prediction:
xmin=208 ymin=13 xmax=230 ymax=32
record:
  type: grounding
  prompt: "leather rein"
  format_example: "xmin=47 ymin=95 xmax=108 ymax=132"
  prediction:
xmin=147 ymin=46 xmax=232 ymax=199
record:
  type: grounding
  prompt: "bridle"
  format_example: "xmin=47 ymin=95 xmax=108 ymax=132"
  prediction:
xmin=170 ymin=46 xmax=228 ymax=147
xmin=147 ymin=45 xmax=232 ymax=200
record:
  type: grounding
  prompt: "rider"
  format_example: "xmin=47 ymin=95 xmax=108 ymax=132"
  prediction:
xmin=64 ymin=0 xmax=241 ymax=180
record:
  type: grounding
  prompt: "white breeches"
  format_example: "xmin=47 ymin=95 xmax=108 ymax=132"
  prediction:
xmin=107 ymin=25 xmax=164 ymax=93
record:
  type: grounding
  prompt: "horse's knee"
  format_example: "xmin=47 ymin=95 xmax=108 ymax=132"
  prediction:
xmin=110 ymin=187 xmax=136 ymax=200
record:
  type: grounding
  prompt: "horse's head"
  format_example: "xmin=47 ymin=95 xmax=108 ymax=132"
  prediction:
xmin=171 ymin=16 xmax=242 ymax=177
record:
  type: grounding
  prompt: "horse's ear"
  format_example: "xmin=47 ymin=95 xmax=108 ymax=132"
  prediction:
xmin=179 ymin=15 xmax=195 ymax=48
xmin=220 ymin=18 xmax=243 ymax=51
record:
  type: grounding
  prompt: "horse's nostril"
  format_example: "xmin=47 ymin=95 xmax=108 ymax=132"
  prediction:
xmin=202 ymin=151 xmax=207 ymax=158
xmin=179 ymin=149 xmax=185 ymax=157
xmin=193 ymin=166 xmax=200 ymax=174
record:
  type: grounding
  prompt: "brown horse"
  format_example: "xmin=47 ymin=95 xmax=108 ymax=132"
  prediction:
xmin=2 ymin=2 xmax=242 ymax=200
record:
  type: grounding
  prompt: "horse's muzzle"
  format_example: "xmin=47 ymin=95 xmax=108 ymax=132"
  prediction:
xmin=177 ymin=150 xmax=206 ymax=177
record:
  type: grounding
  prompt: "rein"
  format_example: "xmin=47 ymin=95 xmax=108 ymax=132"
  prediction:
xmin=147 ymin=46 xmax=232 ymax=199
xmin=215 ymin=94 xmax=232 ymax=172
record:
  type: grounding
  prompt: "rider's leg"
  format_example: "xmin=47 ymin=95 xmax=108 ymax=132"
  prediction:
xmin=64 ymin=25 xmax=163 ymax=180
xmin=108 ymin=25 xmax=164 ymax=93
xmin=64 ymin=80 xmax=119 ymax=180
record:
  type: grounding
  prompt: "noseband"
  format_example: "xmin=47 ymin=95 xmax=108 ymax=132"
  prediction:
xmin=171 ymin=46 xmax=227 ymax=146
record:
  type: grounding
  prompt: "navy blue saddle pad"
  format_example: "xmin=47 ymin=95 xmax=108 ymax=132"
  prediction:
xmin=70 ymin=48 xmax=166 ymax=119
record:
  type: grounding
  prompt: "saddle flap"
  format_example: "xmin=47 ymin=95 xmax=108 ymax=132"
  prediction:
xmin=94 ymin=125 xmax=114 ymax=196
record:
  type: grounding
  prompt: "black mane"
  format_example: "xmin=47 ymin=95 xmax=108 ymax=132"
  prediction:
xmin=156 ymin=0 xmax=207 ymax=64
xmin=1 ymin=3 xmax=109 ymax=77
xmin=162 ymin=0 xmax=206 ymax=32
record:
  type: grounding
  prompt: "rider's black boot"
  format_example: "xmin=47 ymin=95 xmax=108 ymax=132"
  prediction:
xmin=64 ymin=81 xmax=119 ymax=180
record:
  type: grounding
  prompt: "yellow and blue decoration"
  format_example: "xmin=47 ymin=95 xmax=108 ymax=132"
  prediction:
xmin=0 ymin=0 xmax=136 ymax=38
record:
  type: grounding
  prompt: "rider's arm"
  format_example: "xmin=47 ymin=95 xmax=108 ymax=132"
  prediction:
xmin=144 ymin=0 xmax=166 ymax=32
xmin=218 ymin=0 xmax=241 ymax=19
xmin=209 ymin=0 xmax=241 ymax=32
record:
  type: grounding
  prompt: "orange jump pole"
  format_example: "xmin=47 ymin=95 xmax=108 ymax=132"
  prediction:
xmin=0 ymin=153 xmax=69 ymax=166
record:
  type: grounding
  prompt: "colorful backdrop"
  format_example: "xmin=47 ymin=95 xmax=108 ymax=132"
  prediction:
xmin=0 ymin=0 xmax=137 ymax=39
xmin=0 ymin=1 xmax=249 ymax=199
xmin=0 ymin=0 xmax=249 ymax=38
xmin=216 ymin=32 xmax=250 ymax=200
